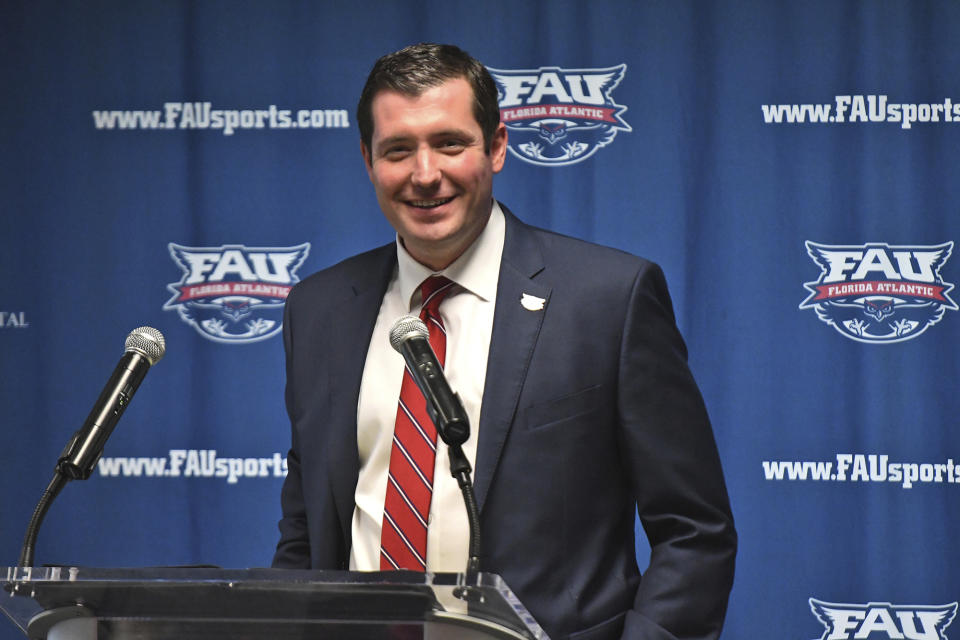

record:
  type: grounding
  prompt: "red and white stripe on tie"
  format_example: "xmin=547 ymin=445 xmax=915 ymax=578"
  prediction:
xmin=380 ymin=275 xmax=455 ymax=571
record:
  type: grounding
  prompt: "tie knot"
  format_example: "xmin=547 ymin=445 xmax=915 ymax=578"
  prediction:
xmin=419 ymin=276 xmax=454 ymax=319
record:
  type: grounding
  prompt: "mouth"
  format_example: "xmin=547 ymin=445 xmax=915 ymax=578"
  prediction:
xmin=406 ymin=196 xmax=455 ymax=209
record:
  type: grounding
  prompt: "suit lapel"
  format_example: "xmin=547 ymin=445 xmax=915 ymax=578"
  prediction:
xmin=473 ymin=208 xmax=550 ymax=511
xmin=326 ymin=244 xmax=397 ymax=544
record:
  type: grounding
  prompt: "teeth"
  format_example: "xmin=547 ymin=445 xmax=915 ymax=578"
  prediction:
xmin=410 ymin=198 xmax=451 ymax=208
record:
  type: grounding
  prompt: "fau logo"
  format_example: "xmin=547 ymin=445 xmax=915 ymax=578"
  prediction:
xmin=799 ymin=241 xmax=957 ymax=343
xmin=810 ymin=599 xmax=957 ymax=640
xmin=164 ymin=243 xmax=309 ymax=344
xmin=487 ymin=65 xmax=631 ymax=166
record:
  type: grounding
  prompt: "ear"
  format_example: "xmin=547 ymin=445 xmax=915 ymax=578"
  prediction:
xmin=489 ymin=123 xmax=508 ymax=173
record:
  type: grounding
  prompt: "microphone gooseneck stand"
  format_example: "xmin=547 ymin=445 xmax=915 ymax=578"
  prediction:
xmin=19 ymin=424 xmax=121 ymax=568
xmin=18 ymin=472 xmax=69 ymax=568
xmin=446 ymin=443 xmax=481 ymax=576
xmin=423 ymin=386 xmax=481 ymax=577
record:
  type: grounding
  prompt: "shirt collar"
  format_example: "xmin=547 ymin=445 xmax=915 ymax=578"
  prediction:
xmin=396 ymin=200 xmax=505 ymax=310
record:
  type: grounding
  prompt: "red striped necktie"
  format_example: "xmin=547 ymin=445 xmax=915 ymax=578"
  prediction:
xmin=380 ymin=275 xmax=455 ymax=571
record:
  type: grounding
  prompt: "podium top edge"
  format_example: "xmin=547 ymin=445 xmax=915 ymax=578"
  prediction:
xmin=2 ymin=567 xmax=512 ymax=592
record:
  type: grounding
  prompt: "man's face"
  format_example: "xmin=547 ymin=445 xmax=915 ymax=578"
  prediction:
xmin=362 ymin=77 xmax=507 ymax=270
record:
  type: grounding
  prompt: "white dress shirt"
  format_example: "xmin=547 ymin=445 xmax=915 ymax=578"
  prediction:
xmin=349 ymin=201 xmax=505 ymax=572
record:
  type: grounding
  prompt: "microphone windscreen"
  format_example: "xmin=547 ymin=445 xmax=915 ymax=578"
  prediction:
xmin=125 ymin=326 xmax=166 ymax=364
xmin=389 ymin=315 xmax=428 ymax=353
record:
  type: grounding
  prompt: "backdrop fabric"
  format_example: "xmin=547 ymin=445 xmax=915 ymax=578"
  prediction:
xmin=2 ymin=2 xmax=959 ymax=639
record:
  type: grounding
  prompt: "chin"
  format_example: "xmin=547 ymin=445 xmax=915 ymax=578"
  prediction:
xmin=404 ymin=213 xmax=460 ymax=237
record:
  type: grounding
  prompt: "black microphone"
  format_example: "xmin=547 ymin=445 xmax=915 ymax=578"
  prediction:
xmin=18 ymin=326 xmax=166 ymax=567
xmin=389 ymin=315 xmax=469 ymax=447
xmin=389 ymin=315 xmax=482 ymax=575
xmin=57 ymin=326 xmax=166 ymax=480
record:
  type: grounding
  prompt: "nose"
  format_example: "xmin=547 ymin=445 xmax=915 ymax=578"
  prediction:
xmin=410 ymin=148 xmax=441 ymax=189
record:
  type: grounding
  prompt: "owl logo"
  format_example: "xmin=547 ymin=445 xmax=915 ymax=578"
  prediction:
xmin=164 ymin=243 xmax=310 ymax=344
xmin=800 ymin=241 xmax=956 ymax=344
xmin=809 ymin=599 xmax=956 ymax=640
xmin=489 ymin=64 xmax=631 ymax=166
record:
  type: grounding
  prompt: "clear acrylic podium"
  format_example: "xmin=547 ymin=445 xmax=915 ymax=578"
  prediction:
xmin=1 ymin=567 xmax=548 ymax=640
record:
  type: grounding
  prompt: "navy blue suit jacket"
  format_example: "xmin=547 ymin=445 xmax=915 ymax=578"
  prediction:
xmin=273 ymin=207 xmax=736 ymax=640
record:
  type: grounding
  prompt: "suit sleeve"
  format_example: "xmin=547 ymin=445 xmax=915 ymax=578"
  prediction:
xmin=617 ymin=262 xmax=737 ymax=640
xmin=272 ymin=287 xmax=312 ymax=569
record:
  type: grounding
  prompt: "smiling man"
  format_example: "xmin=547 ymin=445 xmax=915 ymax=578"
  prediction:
xmin=361 ymin=74 xmax=507 ymax=271
xmin=273 ymin=43 xmax=736 ymax=640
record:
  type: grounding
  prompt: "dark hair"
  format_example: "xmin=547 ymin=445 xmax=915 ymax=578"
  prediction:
xmin=357 ymin=43 xmax=501 ymax=155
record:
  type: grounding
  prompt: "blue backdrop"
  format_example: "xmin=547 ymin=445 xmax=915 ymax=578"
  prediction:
xmin=3 ymin=1 xmax=959 ymax=639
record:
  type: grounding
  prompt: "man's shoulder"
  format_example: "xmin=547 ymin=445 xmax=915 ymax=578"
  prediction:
xmin=288 ymin=242 xmax=395 ymax=301
xmin=535 ymin=224 xmax=649 ymax=261
xmin=507 ymin=210 xmax=655 ymax=274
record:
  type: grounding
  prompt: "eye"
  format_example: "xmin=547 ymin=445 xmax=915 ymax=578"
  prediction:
xmin=382 ymin=145 xmax=412 ymax=160
xmin=437 ymin=139 xmax=466 ymax=153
